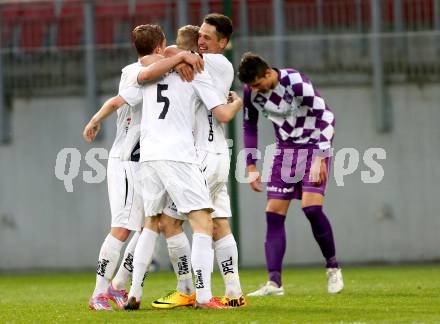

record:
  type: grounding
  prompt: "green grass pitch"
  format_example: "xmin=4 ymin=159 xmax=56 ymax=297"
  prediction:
xmin=1 ymin=265 xmax=439 ymax=323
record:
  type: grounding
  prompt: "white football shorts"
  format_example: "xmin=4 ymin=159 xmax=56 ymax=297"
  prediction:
xmin=140 ymin=160 xmax=213 ymax=217
xmin=163 ymin=151 xmax=231 ymax=219
xmin=107 ymin=157 xmax=144 ymax=231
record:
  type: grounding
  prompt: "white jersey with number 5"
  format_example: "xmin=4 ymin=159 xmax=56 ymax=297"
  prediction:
xmin=194 ymin=54 xmax=234 ymax=154
xmin=119 ymin=70 xmax=225 ymax=164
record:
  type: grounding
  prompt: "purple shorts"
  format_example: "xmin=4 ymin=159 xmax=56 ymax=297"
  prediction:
xmin=266 ymin=146 xmax=331 ymax=200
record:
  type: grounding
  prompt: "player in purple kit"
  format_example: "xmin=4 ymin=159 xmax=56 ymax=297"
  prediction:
xmin=238 ymin=52 xmax=344 ymax=296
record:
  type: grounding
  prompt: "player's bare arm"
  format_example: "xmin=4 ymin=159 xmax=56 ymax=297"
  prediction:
xmin=139 ymin=53 xmax=200 ymax=82
xmin=137 ymin=51 xmax=203 ymax=84
xmin=211 ymin=91 xmax=243 ymax=123
xmin=164 ymin=45 xmax=196 ymax=82
xmin=164 ymin=45 xmax=180 ymax=57
xmin=140 ymin=53 xmax=164 ymax=66
xmin=82 ymin=95 xmax=126 ymax=142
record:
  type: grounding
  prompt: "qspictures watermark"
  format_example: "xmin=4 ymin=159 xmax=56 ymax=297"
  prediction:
xmin=54 ymin=144 xmax=386 ymax=193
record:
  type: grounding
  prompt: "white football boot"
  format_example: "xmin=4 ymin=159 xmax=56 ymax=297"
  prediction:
xmin=327 ymin=268 xmax=344 ymax=294
xmin=247 ymin=281 xmax=284 ymax=296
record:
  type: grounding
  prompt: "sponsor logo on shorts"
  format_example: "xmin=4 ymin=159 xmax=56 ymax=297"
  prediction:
xmin=123 ymin=253 xmax=134 ymax=273
xmin=195 ymin=269 xmax=204 ymax=289
xmin=177 ymin=255 xmax=190 ymax=275
xmin=267 ymin=186 xmax=294 ymax=194
xmin=170 ymin=202 xmax=177 ymax=213
xmin=221 ymin=256 xmax=234 ymax=275
xmin=96 ymin=259 xmax=109 ymax=277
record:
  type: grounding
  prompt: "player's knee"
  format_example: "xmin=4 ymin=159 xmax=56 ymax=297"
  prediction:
xmin=266 ymin=200 xmax=289 ymax=215
xmin=159 ymin=217 xmax=183 ymax=238
xmin=189 ymin=215 xmax=213 ymax=236
xmin=212 ymin=218 xmax=232 ymax=241
xmin=110 ymin=227 xmax=131 ymax=242
xmin=144 ymin=216 xmax=160 ymax=233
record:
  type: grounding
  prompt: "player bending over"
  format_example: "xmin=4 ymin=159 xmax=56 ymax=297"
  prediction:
xmin=238 ymin=52 xmax=344 ymax=296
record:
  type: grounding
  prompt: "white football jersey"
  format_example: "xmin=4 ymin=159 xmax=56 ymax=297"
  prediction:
xmin=120 ymin=70 xmax=225 ymax=164
xmin=109 ymin=61 xmax=142 ymax=158
xmin=194 ymin=54 xmax=234 ymax=154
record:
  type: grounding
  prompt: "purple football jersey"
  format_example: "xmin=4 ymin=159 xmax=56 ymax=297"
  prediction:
xmin=243 ymin=68 xmax=335 ymax=166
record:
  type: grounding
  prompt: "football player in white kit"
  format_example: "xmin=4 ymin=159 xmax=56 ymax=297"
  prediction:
xmin=86 ymin=25 xmax=243 ymax=310
xmin=150 ymin=16 xmax=246 ymax=309
xmin=83 ymin=25 xmax=205 ymax=310
xmin=82 ymin=25 xmax=166 ymax=311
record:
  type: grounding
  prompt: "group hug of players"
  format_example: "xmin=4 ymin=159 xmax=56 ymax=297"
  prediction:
xmin=82 ymin=13 xmax=343 ymax=311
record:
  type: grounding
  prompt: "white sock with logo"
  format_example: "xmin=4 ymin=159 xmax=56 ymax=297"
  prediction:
xmin=129 ymin=228 xmax=158 ymax=300
xmin=93 ymin=234 xmax=124 ymax=297
xmin=214 ymin=233 xmax=243 ymax=298
xmin=191 ymin=233 xmax=214 ymax=304
xmin=167 ymin=232 xmax=194 ymax=295
xmin=112 ymin=231 xmax=141 ymax=291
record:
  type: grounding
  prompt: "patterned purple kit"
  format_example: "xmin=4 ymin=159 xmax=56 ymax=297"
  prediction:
xmin=243 ymin=68 xmax=335 ymax=200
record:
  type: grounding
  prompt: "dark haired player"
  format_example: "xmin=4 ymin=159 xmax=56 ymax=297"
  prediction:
xmin=238 ymin=52 xmax=343 ymax=296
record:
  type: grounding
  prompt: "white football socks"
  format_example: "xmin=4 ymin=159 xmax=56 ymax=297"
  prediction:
xmin=111 ymin=231 xmax=140 ymax=291
xmin=167 ymin=232 xmax=194 ymax=295
xmin=214 ymin=233 xmax=243 ymax=298
xmin=191 ymin=233 xmax=214 ymax=304
xmin=128 ymin=228 xmax=158 ymax=301
xmin=93 ymin=234 xmax=124 ymax=297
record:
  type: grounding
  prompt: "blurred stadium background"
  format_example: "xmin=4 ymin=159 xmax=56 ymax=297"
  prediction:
xmin=0 ymin=0 xmax=439 ymax=271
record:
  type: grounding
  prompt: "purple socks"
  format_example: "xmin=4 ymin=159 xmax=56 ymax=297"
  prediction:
xmin=264 ymin=206 xmax=339 ymax=287
xmin=303 ymin=205 xmax=339 ymax=269
xmin=265 ymin=212 xmax=286 ymax=288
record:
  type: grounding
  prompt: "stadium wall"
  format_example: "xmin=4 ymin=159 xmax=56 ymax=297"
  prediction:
xmin=0 ymin=84 xmax=439 ymax=270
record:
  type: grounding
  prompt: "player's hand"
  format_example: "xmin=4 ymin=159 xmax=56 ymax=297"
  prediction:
xmin=247 ymin=164 xmax=263 ymax=192
xmin=175 ymin=63 xmax=195 ymax=82
xmin=83 ymin=120 xmax=101 ymax=143
xmin=228 ymin=91 xmax=242 ymax=105
xmin=181 ymin=51 xmax=204 ymax=73
xmin=309 ymin=157 xmax=327 ymax=186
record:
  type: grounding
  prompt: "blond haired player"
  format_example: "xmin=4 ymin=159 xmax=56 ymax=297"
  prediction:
xmin=150 ymin=14 xmax=246 ymax=310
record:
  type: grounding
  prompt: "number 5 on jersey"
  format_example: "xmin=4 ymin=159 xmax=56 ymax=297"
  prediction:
xmin=157 ymin=84 xmax=170 ymax=119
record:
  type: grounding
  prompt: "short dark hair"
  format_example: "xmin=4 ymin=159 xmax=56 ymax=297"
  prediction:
xmin=237 ymin=52 xmax=270 ymax=84
xmin=176 ymin=25 xmax=200 ymax=51
xmin=203 ymin=13 xmax=233 ymax=41
xmin=132 ymin=24 xmax=165 ymax=56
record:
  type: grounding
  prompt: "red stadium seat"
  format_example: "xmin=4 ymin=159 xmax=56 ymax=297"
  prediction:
xmin=134 ymin=2 xmax=168 ymax=28
xmin=1 ymin=3 xmax=22 ymax=48
xmin=19 ymin=2 xmax=54 ymax=51
xmin=95 ymin=2 xmax=130 ymax=45
xmin=56 ymin=1 xmax=83 ymax=49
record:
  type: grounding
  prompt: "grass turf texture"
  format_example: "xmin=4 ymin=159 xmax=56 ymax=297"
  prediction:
xmin=1 ymin=265 xmax=439 ymax=323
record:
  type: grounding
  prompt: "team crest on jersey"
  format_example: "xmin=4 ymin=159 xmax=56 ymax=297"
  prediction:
xmin=254 ymin=93 xmax=267 ymax=107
